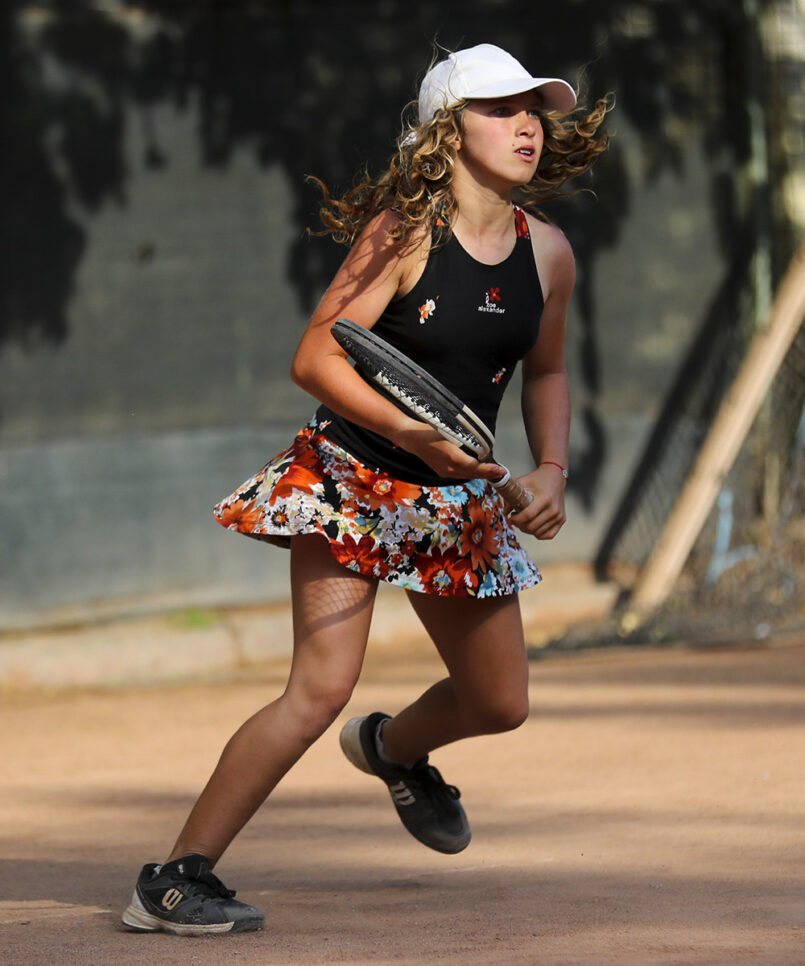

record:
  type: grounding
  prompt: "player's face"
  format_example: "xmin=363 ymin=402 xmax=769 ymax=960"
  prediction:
xmin=455 ymin=91 xmax=545 ymax=188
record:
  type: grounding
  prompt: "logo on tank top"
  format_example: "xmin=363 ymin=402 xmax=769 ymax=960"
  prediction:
xmin=418 ymin=296 xmax=439 ymax=323
xmin=478 ymin=287 xmax=506 ymax=314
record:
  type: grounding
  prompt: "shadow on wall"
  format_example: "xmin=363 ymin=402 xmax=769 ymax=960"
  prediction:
xmin=2 ymin=0 xmax=756 ymax=508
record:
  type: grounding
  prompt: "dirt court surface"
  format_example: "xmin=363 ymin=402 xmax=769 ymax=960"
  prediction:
xmin=1 ymin=639 xmax=804 ymax=966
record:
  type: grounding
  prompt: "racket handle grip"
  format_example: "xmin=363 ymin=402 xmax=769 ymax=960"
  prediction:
xmin=491 ymin=467 xmax=533 ymax=513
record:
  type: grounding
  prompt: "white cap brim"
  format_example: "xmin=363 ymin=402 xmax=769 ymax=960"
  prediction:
xmin=468 ymin=77 xmax=577 ymax=113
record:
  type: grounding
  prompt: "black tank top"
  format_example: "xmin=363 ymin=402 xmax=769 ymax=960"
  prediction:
xmin=317 ymin=206 xmax=543 ymax=484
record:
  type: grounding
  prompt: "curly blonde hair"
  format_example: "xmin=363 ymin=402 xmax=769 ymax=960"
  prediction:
xmin=309 ymin=95 xmax=612 ymax=248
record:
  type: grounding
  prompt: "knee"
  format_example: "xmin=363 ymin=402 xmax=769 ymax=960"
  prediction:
xmin=309 ymin=681 xmax=355 ymax=730
xmin=466 ymin=694 xmax=529 ymax=735
xmin=286 ymin=679 xmax=355 ymax=738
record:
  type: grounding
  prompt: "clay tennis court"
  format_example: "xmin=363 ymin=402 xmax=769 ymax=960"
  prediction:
xmin=1 ymin=631 xmax=803 ymax=965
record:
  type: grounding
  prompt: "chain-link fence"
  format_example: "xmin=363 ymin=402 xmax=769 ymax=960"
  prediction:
xmin=541 ymin=304 xmax=805 ymax=654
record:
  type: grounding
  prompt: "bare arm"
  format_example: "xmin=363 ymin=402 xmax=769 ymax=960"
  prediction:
xmin=291 ymin=211 xmax=501 ymax=481
xmin=509 ymin=223 xmax=575 ymax=539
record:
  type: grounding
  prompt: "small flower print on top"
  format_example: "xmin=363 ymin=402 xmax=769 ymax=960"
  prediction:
xmin=418 ymin=296 xmax=438 ymax=323
xmin=492 ymin=367 xmax=507 ymax=384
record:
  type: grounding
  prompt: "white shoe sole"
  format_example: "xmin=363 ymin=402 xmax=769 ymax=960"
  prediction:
xmin=121 ymin=890 xmax=235 ymax=935
xmin=339 ymin=716 xmax=375 ymax=775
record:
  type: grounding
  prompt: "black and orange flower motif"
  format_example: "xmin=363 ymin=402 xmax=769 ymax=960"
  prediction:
xmin=267 ymin=460 xmax=322 ymax=505
xmin=458 ymin=501 xmax=498 ymax=571
xmin=330 ymin=533 xmax=388 ymax=578
xmin=215 ymin=498 xmax=265 ymax=534
xmin=488 ymin=287 xmax=502 ymax=302
xmin=265 ymin=429 xmax=323 ymax=505
xmin=492 ymin=367 xmax=507 ymax=384
xmin=416 ymin=545 xmax=476 ymax=596
xmin=349 ymin=464 xmax=423 ymax=511
xmin=418 ymin=296 xmax=438 ymax=323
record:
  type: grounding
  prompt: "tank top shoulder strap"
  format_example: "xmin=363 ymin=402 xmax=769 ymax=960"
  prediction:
xmin=430 ymin=204 xmax=449 ymax=245
xmin=513 ymin=204 xmax=531 ymax=240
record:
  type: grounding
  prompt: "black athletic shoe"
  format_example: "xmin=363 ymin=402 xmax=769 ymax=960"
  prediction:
xmin=339 ymin=711 xmax=471 ymax=854
xmin=121 ymin=854 xmax=265 ymax=935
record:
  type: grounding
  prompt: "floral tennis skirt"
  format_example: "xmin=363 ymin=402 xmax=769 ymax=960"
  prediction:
xmin=213 ymin=420 xmax=540 ymax=598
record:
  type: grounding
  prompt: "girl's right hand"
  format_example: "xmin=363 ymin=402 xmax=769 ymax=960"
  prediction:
xmin=395 ymin=422 xmax=503 ymax=482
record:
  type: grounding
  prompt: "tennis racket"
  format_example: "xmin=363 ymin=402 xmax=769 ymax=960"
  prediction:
xmin=331 ymin=318 xmax=533 ymax=513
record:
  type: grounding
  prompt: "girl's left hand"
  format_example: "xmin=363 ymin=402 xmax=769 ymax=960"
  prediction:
xmin=505 ymin=465 xmax=567 ymax=539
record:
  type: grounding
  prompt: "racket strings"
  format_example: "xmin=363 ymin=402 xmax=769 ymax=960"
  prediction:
xmin=371 ymin=365 xmax=485 ymax=457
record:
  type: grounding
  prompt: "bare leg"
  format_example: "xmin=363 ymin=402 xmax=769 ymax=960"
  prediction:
xmin=167 ymin=534 xmax=377 ymax=866
xmin=380 ymin=593 xmax=529 ymax=765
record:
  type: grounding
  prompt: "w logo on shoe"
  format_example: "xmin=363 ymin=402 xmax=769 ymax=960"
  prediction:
xmin=161 ymin=888 xmax=184 ymax=911
xmin=389 ymin=781 xmax=416 ymax=806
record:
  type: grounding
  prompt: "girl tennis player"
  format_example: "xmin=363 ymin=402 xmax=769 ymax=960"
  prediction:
xmin=122 ymin=43 xmax=609 ymax=935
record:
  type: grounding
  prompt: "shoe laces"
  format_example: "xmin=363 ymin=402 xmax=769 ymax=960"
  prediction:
xmin=411 ymin=762 xmax=462 ymax=806
xmin=166 ymin=861 xmax=236 ymax=901
xmin=193 ymin=868 xmax=236 ymax=901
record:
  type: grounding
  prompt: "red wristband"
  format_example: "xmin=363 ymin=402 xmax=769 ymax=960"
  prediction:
xmin=540 ymin=461 xmax=568 ymax=480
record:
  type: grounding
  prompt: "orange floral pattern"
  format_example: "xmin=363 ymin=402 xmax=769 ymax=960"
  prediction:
xmin=418 ymin=297 xmax=438 ymax=323
xmin=213 ymin=421 xmax=540 ymax=598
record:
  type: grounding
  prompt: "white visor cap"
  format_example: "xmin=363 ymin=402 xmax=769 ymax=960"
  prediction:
xmin=418 ymin=44 xmax=577 ymax=124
